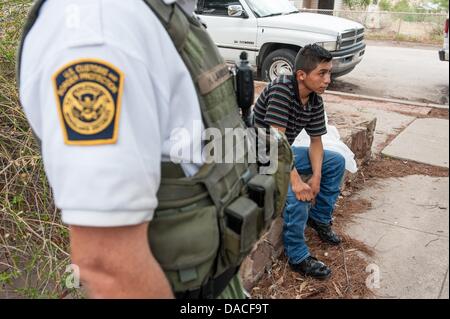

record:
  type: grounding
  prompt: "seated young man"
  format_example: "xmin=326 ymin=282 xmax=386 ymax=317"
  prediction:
xmin=254 ymin=44 xmax=346 ymax=280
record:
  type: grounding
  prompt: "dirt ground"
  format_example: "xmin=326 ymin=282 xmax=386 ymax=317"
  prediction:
xmin=428 ymin=108 xmax=450 ymax=120
xmin=250 ymin=155 xmax=449 ymax=299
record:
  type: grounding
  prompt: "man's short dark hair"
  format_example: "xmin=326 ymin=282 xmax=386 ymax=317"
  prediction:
xmin=294 ymin=44 xmax=333 ymax=74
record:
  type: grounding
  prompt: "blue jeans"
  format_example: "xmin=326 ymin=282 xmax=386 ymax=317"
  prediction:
xmin=283 ymin=147 xmax=346 ymax=264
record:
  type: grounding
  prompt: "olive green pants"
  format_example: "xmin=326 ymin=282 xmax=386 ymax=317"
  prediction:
xmin=216 ymin=274 xmax=247 ymax=299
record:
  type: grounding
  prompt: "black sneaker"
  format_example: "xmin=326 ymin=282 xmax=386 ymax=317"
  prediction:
xmin=307 ymin=218 xmax=342 ymax=245
xmin=289 ymin=256 xmax=331 ymax=280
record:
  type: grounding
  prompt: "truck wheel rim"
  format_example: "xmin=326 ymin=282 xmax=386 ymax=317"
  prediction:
xmin=269 ymin=60 xmax=292 ymax=81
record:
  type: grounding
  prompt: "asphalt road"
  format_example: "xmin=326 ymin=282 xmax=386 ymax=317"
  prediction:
xmin=328 ymin=41 xmax=449 ymax=105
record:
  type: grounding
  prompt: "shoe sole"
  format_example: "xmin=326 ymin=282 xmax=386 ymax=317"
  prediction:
xmin=308 ymin=222 xmax=342 ymax=245
xmin=318 ymin=236 xmax=342 ymax=246
xmin=305 ymin=271 xmax=332 ymax=280
xmin=290 ymin=266 xmax=332 ymax=280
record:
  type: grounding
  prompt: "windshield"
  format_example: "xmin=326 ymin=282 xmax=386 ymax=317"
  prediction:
xmin=244 ymin=0 xmax=298 ymax=17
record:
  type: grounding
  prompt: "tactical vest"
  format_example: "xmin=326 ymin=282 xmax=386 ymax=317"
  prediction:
xmin=17 ymin=0 xmax=293 ymax=299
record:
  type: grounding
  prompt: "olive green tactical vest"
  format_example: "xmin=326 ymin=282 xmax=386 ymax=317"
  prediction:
xmin=17 ymin=0 xmax=293 ymax=299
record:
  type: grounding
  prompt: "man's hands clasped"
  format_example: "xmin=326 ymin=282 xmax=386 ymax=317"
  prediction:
xmin=291 ymin=170 xmax=321 ymax=203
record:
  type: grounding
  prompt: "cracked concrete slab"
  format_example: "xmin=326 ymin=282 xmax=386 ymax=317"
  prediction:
xmin=326 ymin=103 xmax=416 ymax=154
xmin=352 ymin=176 xmax=449 ymax=236
xmin=382 ymin=118 xmax=449 ymax=168
xmin=345 ymin=176 xmax=449 ymax=299
xmin=348 ymin=218 xmax=448 ymax=299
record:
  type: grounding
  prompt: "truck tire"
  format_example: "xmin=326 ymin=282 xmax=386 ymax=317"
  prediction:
xmin=261 ymin=49 xmax=297 ymax=82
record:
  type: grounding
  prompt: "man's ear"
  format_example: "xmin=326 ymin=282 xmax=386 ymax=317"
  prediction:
xmin=296 ymin=70 xmax=307 ymax=81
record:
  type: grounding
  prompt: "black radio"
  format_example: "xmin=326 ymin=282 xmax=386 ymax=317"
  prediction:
xmin=234 ymin=51 xmax=255 ymax=128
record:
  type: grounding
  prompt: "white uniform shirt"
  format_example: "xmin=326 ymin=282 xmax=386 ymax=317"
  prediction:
xmin=19 ymin=0 xmax=203 ymax=227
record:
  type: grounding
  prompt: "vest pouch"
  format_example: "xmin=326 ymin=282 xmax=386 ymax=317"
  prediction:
xmin=255 ymin=127 xmax=293 ymax=218
xmin=248 ymin=174 xmax=276 ymax=234
xmin=262 ymin=129 xmax=293 ymax=217
xmin=275 ymin=134 xmax=293 ymax=216
xmin=224 ymin=196 xmax=260 ymax=266
xmin=148 ymin=202 xmax=220 ymax=293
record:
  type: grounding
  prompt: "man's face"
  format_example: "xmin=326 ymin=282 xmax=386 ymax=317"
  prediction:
xmin=297 ymin=61 xmax=333 ymax=95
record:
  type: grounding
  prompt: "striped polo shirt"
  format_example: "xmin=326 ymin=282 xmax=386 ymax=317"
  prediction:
xmin=254 ymin=75 xmax=327 ymax=145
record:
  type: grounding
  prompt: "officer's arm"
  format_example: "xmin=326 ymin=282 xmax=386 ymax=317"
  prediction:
xmin=70 ymin=223 xmax=174 ymax=299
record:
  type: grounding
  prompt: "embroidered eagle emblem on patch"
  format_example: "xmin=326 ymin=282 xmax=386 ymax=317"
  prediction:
xmin=53 ymin=59 xmax=124 ymax=145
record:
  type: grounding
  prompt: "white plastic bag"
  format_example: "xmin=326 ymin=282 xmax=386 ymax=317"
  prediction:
xmin=292 ymin=112 xmax=358 ymax=173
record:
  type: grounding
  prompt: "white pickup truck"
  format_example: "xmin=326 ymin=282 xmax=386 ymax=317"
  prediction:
xmin=196 ymin=0 xmax=366 ymax=81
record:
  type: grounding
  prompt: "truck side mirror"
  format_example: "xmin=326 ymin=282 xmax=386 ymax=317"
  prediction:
xmin=228 ymin=5 xmax=248 ymax=18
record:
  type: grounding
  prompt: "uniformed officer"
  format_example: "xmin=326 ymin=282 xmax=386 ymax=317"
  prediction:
xmin=18 ymin=0 xmax=254 ymax=298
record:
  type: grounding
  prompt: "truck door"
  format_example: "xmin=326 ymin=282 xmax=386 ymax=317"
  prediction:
xmin=197 ymin=0 xmax=258 ymax=64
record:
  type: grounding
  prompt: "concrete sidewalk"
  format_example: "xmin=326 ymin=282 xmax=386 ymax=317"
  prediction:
xmin=383 ymin=118 xmax=449 ymax=168
xmin=332 ymin=94 xmax=449 ymax=299
xmin=346 ymin=176 xmax=449 ymax=299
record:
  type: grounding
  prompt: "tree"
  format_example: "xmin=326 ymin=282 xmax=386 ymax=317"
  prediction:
xmin=379 ymin=0 xmax=392 ymax=11
xmin=432 ymin=0 xmax=449 ymax=11
xmin=393 ymin=0 xmax=411 ymax=12
xmin=343 ymin=0 xmax=371 ymax=10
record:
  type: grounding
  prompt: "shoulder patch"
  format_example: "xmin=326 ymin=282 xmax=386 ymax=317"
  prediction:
xmin=53 ymin=59 xmax=124 ymax=146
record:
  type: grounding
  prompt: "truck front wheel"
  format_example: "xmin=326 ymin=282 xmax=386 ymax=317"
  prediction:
xmin=261 ymin=49 xmax=297 ymax=82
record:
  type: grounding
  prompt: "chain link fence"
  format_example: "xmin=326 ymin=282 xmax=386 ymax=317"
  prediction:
xmin=298 ymin=8 xmax=448 ymax=44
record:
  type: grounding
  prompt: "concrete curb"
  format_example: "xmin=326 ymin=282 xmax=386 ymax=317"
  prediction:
xmin=325 ymin=90 xmax=449 ymax=110
xmin=254 ymin=81 xmax=449 ymax=110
